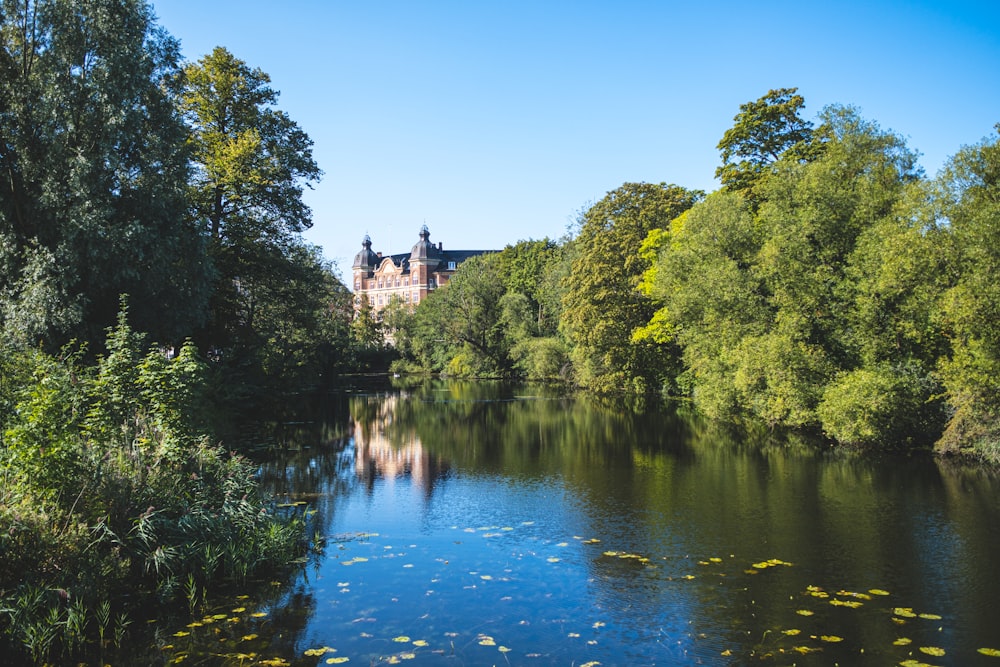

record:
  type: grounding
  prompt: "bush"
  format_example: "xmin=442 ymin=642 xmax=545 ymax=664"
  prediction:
xmin=0 ymin=307 xmax=308 ymax=663
xmin=818 ymin=362 xmax=944 ymax=448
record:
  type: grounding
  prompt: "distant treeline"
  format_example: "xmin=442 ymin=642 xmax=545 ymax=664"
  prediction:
xmin=380 ymin=90 xmax=1000 ymax=463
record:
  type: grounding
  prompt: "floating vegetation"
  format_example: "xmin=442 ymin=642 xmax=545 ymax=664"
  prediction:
xmin=751 ymin=558 xmax=793 ymax=570
xmin=829 ymin=598 xmax=863 ymax=608
xmin=154 ymin=527 xmax=980 ymax=667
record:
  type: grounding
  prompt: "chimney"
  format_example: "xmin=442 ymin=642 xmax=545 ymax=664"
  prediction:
xmin=438 ymin=242 xmax=442 ymax=251
xmin=377 ymin=252 xmax=382 ymax=258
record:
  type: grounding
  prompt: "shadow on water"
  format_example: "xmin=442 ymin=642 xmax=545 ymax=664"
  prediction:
xmin=153 ymin=378 xmax=1000 ymax=666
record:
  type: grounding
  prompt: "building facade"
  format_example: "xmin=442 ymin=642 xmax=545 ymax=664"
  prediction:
xmin=351 ymin=225 xmax=493 ymax=313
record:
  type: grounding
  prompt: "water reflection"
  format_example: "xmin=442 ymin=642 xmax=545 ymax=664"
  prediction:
xmin=164 ymin=379 xmax=1000 ymax=666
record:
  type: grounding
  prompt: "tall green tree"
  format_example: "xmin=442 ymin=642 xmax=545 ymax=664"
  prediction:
xmin=180 ymin=46 xmax=322 ymax=352
xmin=651 ymin=106 xmax=937 ymax=443
xmin=0 ymin=0 xmax=210 ymax=348
xmin=716 ymin=87 xmax=818 ymax=201
xmin=935 ymin=125 xmax=1000 ymax=460
xmin=559 ymin=182 xmax=702 ymax=393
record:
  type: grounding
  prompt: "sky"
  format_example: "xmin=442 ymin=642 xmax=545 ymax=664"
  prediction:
xmin=151 ymin=0 xmax=1000 ymax=275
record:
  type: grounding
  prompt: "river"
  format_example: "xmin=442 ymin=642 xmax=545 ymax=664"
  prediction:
xmin=160 ymin=378 xmax=1000 ymax=666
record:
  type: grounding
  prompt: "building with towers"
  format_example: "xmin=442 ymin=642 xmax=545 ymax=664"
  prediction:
xmin=351 ymin=225 xmax=494 ymax=313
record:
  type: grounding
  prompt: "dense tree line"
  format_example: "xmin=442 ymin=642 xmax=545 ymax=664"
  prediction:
xmin=391 ymin=88 xmax=1000 ymax=463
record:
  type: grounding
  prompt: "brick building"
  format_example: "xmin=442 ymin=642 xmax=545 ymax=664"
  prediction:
xmin=351 ymin=225 xmax=494 ymax=313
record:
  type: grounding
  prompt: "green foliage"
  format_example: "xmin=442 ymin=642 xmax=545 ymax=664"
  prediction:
xmin=0 ymin=0 xmax=211 ymax=348
xmin=647 ymin=104 xmax=946 ymax=447
xmin=496 ymin=239 xmax=560 ymax=335
xmin=818 ymin=363 xmax=943 ymax=447
xmin=180 ymin=46 xmax=345 ymax=390
xmin=935 ymin=126 xmax=1000 ymax=460
xmin=0 ymin=309 xmax=307 ymax=663
xmin=716 ymin=87 xmax=819 ymax=200
xmin=560 ymin=182 xmax=702 ymax=393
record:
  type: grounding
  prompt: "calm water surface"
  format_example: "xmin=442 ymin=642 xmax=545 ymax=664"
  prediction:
xmin=162 ymin=379 xmax=1000 ymax=666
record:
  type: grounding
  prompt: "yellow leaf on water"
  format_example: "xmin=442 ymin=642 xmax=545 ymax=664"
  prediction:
xmin=325 ymin=658 xmax=349 ymax=665
xmin=820 ymin=635 xmax=843 ymax=642
xmin=498 ymin=646 xmax=511 ymax=653
xmin=919 ymin=646 xmax=946 ymax=657
xmin=241 ymin=634 xmax=258 ymax=641
xmin=796 ymin=610 xmax=814 ymax=616
xmin=580 ymin=662 xmax=601 ymax=667
xmin=400 ymin=653 xmax=416 ymax=660
xmin=547 ymin=557 xmax=560 ymax=563
xmin=392 ymin=636 xmax=410 ymax=643
xmin=868 ymin=588 xmax=890 ymax=596
xmin=894 ymin=608 xmax=917 ymax=618
xmin=783 ymin=629 xmax=801 ymax=636
xmin=978 ymin=648 xmax=1000 ymax=657
xmin=251 ymin=612 xmax=268 ymax=618
xmin=232 ymin=607 xmax=246 ymax=613
xmin=478 ymin=638 xmax=496 ymax=646
xmin=918 ymin=613 xmax=942 ymax=620
xmin=412 ymin=639 xmax=428 ymax=647
xmin=721 ymin=649 xmax=732 ymax=656
xmin=893 ymin=637 xmax=912 ymax=645
xmin=173 ymin=631 xmax=190 ymax=637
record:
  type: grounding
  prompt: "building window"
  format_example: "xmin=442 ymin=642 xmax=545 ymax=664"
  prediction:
xmin=369 ymin=296 xmax=374 ymax=305
xmin=404 ymin=278 xmax=409 ymax=287
xmin=448 ymin=261 xmax=456 ymax=270
xmin=378 ymin=280 xmax=384 ymax=289
xmin=395 ymin=278 xmax=400 ymax=287
xmin=404 ymin=292 xmax=410 ymax=302
xmin=354 ymin=280 xmax=360 ymax=290
xmin=378 ymin=295 xmax=383 ymax=305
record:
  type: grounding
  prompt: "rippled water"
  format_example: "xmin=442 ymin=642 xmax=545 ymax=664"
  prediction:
xmin=161 ymin=378 xmax=1000 ymax=665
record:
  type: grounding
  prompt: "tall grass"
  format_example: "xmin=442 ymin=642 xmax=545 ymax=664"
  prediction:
xmin=0 ymin=307 xmax=309 ymax=663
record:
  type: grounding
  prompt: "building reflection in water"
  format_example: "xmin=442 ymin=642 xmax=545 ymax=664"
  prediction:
xmin=350 ymin=395 xmax=451 ymax=500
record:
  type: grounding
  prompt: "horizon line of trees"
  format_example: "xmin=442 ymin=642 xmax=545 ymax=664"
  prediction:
xmin=371 ymin=89 xmax=1000 ymax=464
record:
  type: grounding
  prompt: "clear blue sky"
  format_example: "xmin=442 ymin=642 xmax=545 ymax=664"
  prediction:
xmin=152 ymin=0 xmax=1000 ymax=274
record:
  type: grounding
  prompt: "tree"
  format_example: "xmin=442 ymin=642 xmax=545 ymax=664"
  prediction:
xmin=495 ymin=238 xmax=559 ymax=334
xmin=935 ymin=125 xmax=1000 ymax=460
xmin=0 ymin=0 xmax=211 ymax=348
xmin=180 ymin=46 xmax=322 ymax=351
xmin=716 ymin=87 xmax=818 ymax=200
xmin=651 ymin=106 xmax=938 ymax=442
xmin=559 ymin=182 xmax=702 ymax=393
